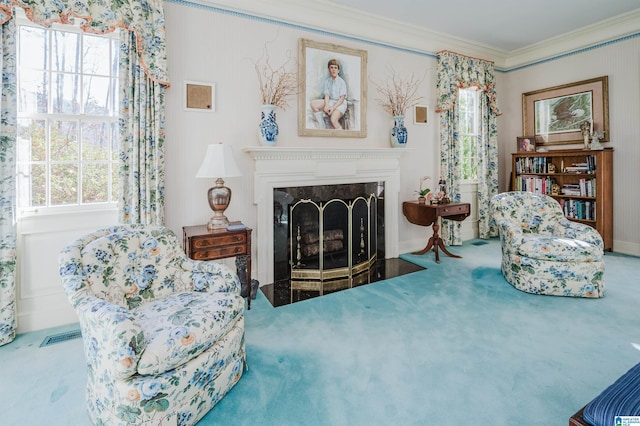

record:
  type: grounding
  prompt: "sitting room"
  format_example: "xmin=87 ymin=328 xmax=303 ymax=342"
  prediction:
xmin=1 ymin=1 xmax=640 ymax=425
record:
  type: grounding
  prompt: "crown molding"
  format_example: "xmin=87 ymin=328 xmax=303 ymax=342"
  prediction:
xmin=503 ymin=9 xmax=640 ymax=70
xmin=192 ymin=0 xmax=640 ymax=71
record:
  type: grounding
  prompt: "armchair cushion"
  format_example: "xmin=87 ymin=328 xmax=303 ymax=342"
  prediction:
xmin=135 ymin=291 xmax=243 ymax=376
xmin=518 ymin=235 xmax=603 ymax=262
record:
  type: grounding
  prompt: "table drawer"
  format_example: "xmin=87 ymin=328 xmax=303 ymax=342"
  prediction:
xmin=192 ymin=233 xmax=246 ymax=249
xmin=191 ymin=244 xmax=247 ymax=260
xmin=441 ymin=204 xmax=470 ymax=215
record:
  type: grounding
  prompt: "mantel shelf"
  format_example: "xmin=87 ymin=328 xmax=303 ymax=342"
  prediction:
xmin=243 ymin=146 xmax=411 ymax=161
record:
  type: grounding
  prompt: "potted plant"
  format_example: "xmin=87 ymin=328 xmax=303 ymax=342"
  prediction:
xmin=414 ymin=176 xmax=431 ymax=204
xmin=253 ymin=46 xmax=298 ymax=145
xmin=373 ymin=69 xmax=424 ymax=147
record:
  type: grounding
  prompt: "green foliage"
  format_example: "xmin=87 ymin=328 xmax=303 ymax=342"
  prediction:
xmin=117 ymin=404 xmax=141 ymax=423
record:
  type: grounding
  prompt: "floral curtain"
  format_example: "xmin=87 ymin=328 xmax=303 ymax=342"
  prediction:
xmin=0 ymin=18 xmax=16 ymax=346
xmin=0 ymin=0 xmax=168 ymax=345
xmin=118 ymin=29 xmax=166 ymax=225
xmin=435 ymin=50 xmax=501 ymax=244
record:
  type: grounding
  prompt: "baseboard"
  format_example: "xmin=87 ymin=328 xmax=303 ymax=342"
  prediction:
xmin=612 ymin=239 xmax=640 ymax=257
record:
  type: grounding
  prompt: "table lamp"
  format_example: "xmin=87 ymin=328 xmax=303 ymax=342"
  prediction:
xmin=195 ymin=143 xmax=242 ymax=230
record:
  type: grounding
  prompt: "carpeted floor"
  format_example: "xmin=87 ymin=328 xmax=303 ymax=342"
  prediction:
xmin=1 ymin=238 xmax=639 ymax=425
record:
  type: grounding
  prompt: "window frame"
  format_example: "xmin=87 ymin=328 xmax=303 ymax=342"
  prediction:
xmin=458 ymin=87 xmax=480 ymax=184
xmin=15 ymin=11 xmax=120 ymax=217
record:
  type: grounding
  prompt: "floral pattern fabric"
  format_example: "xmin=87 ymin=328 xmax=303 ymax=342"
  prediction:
xmin=59 ymin=225 xmax=245 ymax=425
xmin=491 ymin=192 xmax=605 ymax=298
xmin=436 ymin=50 xmax=501 ymax=244
xmin=0 ymin=18 xmax=16 ymax=347
xmin=119 ymin=29 xmax=167 ymax=225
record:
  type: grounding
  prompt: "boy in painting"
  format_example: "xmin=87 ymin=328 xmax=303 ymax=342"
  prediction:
xmin=310 ymin=59 xmax=347 ymax=129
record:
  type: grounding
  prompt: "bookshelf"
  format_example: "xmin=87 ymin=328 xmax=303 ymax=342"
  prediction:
xmin=511 ymin=147 xmax=613 ymax=251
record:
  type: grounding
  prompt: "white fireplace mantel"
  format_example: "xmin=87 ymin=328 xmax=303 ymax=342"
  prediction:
xmin=243 ymin=146 xmax=408 ymax=285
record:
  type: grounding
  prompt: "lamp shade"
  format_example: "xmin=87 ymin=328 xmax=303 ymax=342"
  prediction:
xmin=195 ymin=143 xmax=242 ymax=178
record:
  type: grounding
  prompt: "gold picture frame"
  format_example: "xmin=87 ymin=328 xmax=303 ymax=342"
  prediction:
xmin=414 ymin=105 xmax=428 ymax=125
xmin=522 ymin=76 xmax=609 ymax=146
xmin=298 ymin=38 xmax=367 ymax=137
xmin=184 ymin=81 xmax=215 ymax=112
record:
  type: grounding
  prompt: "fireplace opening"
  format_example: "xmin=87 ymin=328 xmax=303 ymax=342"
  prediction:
xmin=270 ymin=182 xmax=388 ymax=305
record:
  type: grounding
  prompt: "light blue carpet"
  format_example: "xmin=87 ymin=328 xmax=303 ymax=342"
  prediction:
xmin=1 ymin=238 xmax=639 ymax=425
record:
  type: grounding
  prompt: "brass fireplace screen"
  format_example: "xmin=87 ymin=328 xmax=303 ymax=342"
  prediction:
xmin=289 ymin=193 xmax=377 ymax=297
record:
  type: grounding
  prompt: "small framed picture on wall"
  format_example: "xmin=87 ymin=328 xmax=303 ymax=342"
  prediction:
xmin=517 ymin=136 xmax=535 ymax=152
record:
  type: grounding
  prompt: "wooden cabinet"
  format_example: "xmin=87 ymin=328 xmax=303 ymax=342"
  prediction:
xmin=511 ymin=148 xmax=613 ymax=251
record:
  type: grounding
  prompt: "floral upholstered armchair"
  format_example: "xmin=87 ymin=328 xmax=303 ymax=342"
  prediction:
xmin=59 ymin=225 xmax=245 ymax=425
xmin=491 ymin=192 xmax=604 ymax=298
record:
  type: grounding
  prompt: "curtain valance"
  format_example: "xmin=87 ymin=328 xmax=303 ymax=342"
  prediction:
xmin=0 ymin=0 xmax=169 ymax=86
xmin=435 ymin=50 xmax=500 ymax=115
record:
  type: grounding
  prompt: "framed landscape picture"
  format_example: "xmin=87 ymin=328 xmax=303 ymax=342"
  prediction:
xmin=522 ymin=76 xmax=609 ymax=146
xmin=298 ymin=38 xmax=367 ymax=138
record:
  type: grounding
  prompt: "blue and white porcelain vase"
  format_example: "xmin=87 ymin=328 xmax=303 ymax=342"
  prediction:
xmin=258 ymin=104 xmax=278 ymax=146
xmin=390 ymin=115 xmax=407 ymax=147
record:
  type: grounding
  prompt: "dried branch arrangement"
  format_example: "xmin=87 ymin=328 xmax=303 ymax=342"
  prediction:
xmin=373 ymin=69 xmax=424 ymax=116
xmin=253 ymin=46 xmax=298 ymax=110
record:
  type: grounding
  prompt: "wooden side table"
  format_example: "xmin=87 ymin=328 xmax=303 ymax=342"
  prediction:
xmin=402 ymin=201 xmax=470 ymax=263
xmin=183 ymin=222 xmax=253 ymax=309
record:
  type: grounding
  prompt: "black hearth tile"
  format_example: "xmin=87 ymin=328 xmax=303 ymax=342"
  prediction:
xmin=260 ymin=258 xmax=424 ymax=308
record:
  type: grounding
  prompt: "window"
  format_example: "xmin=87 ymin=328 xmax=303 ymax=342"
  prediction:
xmin=458 ymin=87 xmax=480 ymax=181
xmin=16 ymin=15 xmax=119 ymax=214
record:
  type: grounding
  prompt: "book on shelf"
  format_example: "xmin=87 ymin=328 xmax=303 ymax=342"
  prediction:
xmin=561 ymin=199 xmax=596 ymax=221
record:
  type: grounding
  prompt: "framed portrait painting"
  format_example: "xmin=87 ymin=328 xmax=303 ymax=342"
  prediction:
xmin=298 ymin=38 xmax=367 ymax=137
xmin=522 ymin=76 xmax=609 ymax=146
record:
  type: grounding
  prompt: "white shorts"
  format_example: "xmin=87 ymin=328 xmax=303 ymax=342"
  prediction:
xmin=328 ymin=99 xmax=348 ymax=114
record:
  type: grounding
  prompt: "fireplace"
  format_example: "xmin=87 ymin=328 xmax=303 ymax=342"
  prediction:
xmin=273 ymin=182 xmax=384 ymax=299
xmin=243 ymin=147 xmax=405 ymax=287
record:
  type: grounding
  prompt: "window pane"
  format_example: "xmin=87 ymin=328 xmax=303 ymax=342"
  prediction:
xmin=17 ymin=119 xmax=46 ymax=161
xmin=30 ymin=163 xmax=47 ymax=206
xmin=111 ymin=77 xmax=118 ymax=116
xmin=82 ymin=163 xmax=108 ymax=203
xmin=83 ymin=75 xmax=111 ymax=115
xmin=81 ymin=121 xmax=109 ymax=160
xmin=51 ymin=30 xmax=80 ymax=73
xmin=18 ymin=69 xmax=49 ymax=113
xmin=51 ymin=72 xmax=81 ymax=114
xmin=19 ymin=26 xmax=47 ymax=70
xmin=83 ymin=34 xmax=111 ymax=75
xmin=50 ymin=120 xmax=78 ymax=161
xmin=51 ymin=163 xmax=78 ymax=205
xmin=110 ymin=122 xmax=118 ymax=161
xmin=111 ymin=38 xmax=119 ymax=76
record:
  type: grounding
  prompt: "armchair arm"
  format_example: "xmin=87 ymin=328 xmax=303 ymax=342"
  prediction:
xmin=72 ymin=290 xmax=146 ymax=380
xmin=556 ymin=219 xmax=604 ymax=249
xmin=183 ymin=259 xmax=241 ymax=294
xmin=495 ymin=219 xmax=525 ymax=253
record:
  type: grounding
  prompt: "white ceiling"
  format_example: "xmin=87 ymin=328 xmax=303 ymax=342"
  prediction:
xmin=328 ymin=0 xmax=640 ymax=52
